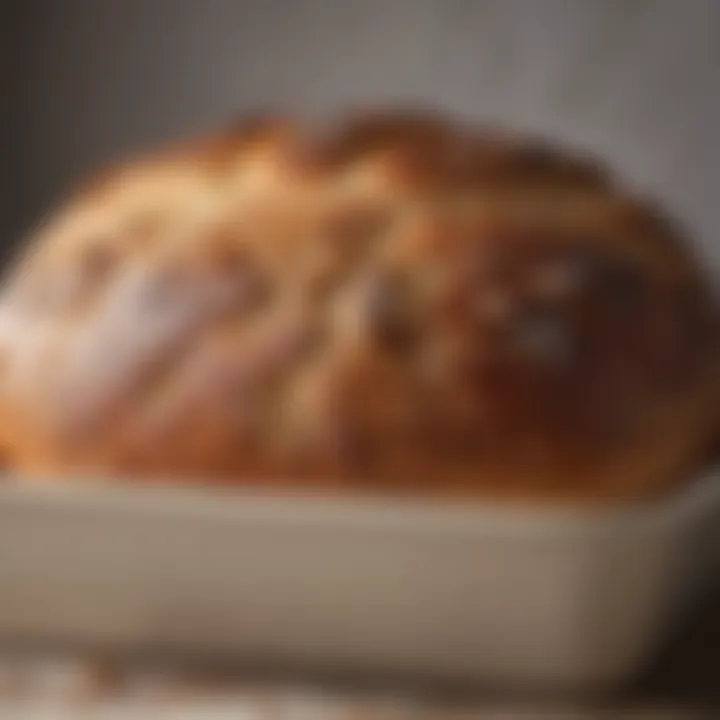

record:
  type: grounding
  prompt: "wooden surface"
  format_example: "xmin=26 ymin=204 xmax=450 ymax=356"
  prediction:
xmin=0 ymin=659 xmax=703 ymax=719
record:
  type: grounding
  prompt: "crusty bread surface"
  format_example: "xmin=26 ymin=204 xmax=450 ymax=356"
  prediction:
xmin=0 ymin=110 xmax=716 ymax=502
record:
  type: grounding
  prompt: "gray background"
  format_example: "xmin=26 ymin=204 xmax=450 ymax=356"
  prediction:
xmin=3 ymin=0 xmax=719 ymax=271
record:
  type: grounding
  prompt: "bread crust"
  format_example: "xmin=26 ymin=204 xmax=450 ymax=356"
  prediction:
xmin=0 ymin=109 xmax=717 ymax=503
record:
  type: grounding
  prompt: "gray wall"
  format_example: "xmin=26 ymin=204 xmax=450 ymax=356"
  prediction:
xmin=4 ymin=0 xmax=720 ymax=270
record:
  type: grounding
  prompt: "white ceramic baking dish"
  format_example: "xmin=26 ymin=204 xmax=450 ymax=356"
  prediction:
xmin=0 ymin=471 xmax=717 ymax=693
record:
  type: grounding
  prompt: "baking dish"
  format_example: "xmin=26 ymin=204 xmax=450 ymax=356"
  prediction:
xmin=0 ymin=470 xmax=717 ymax=693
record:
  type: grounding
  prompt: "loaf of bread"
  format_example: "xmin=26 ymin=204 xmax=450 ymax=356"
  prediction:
xmin=0 ymin=110 xmax=716 ymax=502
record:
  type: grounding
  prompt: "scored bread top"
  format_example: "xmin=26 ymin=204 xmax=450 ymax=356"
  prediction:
xmin=0 ymin=109 xmax=717 ymax=502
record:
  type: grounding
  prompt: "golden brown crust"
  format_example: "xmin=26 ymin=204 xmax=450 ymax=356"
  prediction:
xmin=0 ymin=109 xmax=717 ymax=503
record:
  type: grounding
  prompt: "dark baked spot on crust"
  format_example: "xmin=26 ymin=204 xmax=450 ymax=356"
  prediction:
xmin=457 ymin=136 xmax=609 ymax=191
xmin=326 ymin=204 xmax=395 ymax=252
xmin=316 ymin=109 xmax=455 ymax=165
xmin=566 ymin=248 xmax=651 ymax=316
xmin=207 ymin=241 xmax=257 ymax=281
xmin=511 ymin=305 xmax=574 ymax=365
xmin=513 ymin=143 xmax=609 ymax=188
xmin=366 ymin=272 xmax=423 ymax=355
xmin=80 ymin=242 xmax=117 ymax=283
xmin=215 ymin=246 xmax=274 ymax=310
xmin=597 ymin=262 xmax=648 ymax=312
